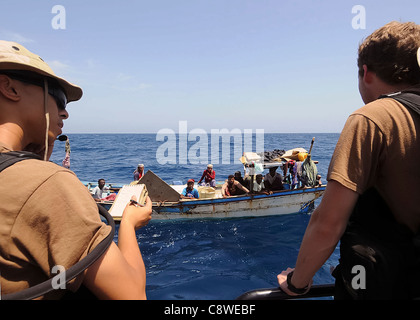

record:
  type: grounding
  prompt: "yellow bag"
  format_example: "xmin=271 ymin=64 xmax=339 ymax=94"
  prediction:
xmin=298 ymin=152 xmax=308 ymax=161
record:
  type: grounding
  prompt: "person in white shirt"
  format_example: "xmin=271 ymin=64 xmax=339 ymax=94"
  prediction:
xmin=253 ymin=174 xmax=272 ymax=195
xmin=91 ymin=178 xmax=110 ymax=201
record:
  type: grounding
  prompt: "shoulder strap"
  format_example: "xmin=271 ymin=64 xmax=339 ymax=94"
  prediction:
xmin=0 ymin=151 xmax=115 ymax=300
xmin=379 ymin=86 xmax=420 ymax=116
xmin=0 ymin=151 xmax=42 ymax=172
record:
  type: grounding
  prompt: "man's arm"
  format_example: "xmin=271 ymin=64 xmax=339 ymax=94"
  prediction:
xmin=235 ymin=181 xmax=249 ymax=193
xmin=209 ymin=170 xmax=216 ymax=180
xmin=83 ymin=196 xmax=152 ymax=299
xmin=277 ymin=180 xmax=358 ymax=293
xmin=221 ymin=182 xmax=228 ymax=197
xmin=198 ymin=171 xmax=205 ymax=184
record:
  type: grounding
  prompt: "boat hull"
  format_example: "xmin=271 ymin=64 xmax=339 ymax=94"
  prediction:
xmin=101 ymin=186 xmax=325 ymax=221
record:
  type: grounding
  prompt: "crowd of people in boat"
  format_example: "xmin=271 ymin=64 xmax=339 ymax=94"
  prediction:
xmin=90 ymin=160 xmax=322 ymax=202
xmin=180 ymin=162 xmax=322 ymax=200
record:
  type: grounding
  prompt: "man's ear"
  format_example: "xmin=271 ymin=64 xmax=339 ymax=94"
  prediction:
xmin=362 ymin=64 xmax=374 ymax=84
xmin=0 ymin=75 xmax=21 ymax=102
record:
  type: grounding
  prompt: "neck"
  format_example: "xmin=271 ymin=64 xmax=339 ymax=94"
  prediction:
xmin=0 ymin=123 xmax=25 ymax=151
xmin=367 ymin=77 xmax=413 ymax=103
xmin=379 ymin=82 xmax=412 ymax=96
xmin=0 ymin=123 xmax=49 ymax=158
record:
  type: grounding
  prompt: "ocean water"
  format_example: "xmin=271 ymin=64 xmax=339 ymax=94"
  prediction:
xmin=50 ymin=133 xmax=340 ymax=300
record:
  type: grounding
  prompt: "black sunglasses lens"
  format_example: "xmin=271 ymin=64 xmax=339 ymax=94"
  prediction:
xmin=48 ymin=86 xmax=67 ymax=110
xmin=0 ymin=71 xmax=68 ymax=110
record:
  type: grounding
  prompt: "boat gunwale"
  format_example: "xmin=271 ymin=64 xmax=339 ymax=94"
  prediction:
xmin=168 ymin=185 xmax=325 ymax=206
xmin=100 ymin=185 xmax=325 ymax=207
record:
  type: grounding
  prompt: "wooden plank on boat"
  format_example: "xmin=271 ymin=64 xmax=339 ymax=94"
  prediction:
xmin=138 ymin=170 xmax=180 ymax=202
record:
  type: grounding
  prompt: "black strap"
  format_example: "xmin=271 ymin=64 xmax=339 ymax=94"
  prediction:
xmin=0 ymin=151 xmax=115 ymax=300
xmin=379 ymin=85 xmax=420 ymax=116
xmin=0 ymin=151 xmax=42 ymax=172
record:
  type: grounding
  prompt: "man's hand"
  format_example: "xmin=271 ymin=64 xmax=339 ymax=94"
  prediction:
xmin=122 ymin=196 xmax=152 ymax=230
xmin=277 ymin=267 xmax=312 ymax=296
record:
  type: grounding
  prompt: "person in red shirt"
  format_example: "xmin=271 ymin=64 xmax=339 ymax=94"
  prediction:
xmin=198 ymin=164 xmax=216 ymax=187
xmin=133 ymin=164 xmax=144 ymax=181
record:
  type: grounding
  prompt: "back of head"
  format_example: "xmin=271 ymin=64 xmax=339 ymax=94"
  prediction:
xmin=358 ymin=21 xmax=420 ymax=86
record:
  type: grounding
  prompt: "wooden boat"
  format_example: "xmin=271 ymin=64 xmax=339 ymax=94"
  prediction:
xmin=92 ymin=181 xmax=325 ymax=221
xmin=91 ymin=145 xmax=325 ymax=221
xmin=148 ymin=186 xmax=324 ymax=220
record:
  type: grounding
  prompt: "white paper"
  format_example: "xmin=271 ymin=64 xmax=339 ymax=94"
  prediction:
xmin=109 ymin=184 xmax=146 ymax=217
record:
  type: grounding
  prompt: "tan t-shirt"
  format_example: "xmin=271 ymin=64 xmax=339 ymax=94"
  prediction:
xmin=327 ymin=97 xmax=420 ymax=232
xmin=0 ymin=145 xmax=112 ymax=299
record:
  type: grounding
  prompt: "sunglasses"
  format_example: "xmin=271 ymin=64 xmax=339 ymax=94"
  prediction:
xmin=0 ymin=70 xmax=67 ymax=110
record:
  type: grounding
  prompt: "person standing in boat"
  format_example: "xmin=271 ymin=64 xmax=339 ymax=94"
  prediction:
xmin=198 ymin=164 xmax=216 ymax=187
xmin=180 ymin=179 xmax=199 ymax=199
xmin=277 ymin=21 xmax=420 ymax=299
xmin=133 ymin=163 xmax=144 ymax=181
xmin=0 ymin=41 xmax=152 ymax=299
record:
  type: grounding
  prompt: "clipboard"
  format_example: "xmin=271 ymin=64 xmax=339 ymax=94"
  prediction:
xmin=108 ymin=184 xmax=148 ymax=217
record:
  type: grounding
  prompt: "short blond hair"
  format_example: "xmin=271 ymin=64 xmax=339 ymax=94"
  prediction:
xmin=358 ymin=21 xmax=420 ymax=85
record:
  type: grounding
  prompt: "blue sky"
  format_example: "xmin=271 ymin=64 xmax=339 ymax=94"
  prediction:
xmin=0 ymin=0 xmax=419 ymax=133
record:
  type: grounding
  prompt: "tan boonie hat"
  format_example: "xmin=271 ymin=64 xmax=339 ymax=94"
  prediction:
xmin=0 ymin=40 xmax=82 ymax=102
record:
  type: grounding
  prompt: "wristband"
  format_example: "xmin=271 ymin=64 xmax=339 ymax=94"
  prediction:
xmin=286 ymin=271 xmax=310 ymax=295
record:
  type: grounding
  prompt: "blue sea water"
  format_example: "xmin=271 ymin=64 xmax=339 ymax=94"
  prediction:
xmin=50 ymin=132 xmax=340 ymax=300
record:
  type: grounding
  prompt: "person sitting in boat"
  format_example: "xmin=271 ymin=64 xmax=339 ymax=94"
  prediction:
xmin=180 ymin=179 xmax=199 ymax=199
xmin=316 ymin=174 xmax=322 ymax=187
xmin=133 ymin=163 xmax=144 ymax=181
xmin=91 ymin=178 xmax=118 ymax=202
xmin=91 ymin=178 xmax=110 ymax=201
xmin=264 ymin=166 xmax=284 ymax=192
xmin=222 ymin=175 xmax=249 ymax=198
xmin=234 ymin=170 xmax=248 ymax=189
xmin=198 ymin=164 xmax=216 ymax=187
xmin=253 ymin=174 xmax=272 ymax=195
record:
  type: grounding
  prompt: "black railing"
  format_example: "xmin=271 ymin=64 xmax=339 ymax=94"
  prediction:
xmin=236 ymin=284 xmax=335 ymax=300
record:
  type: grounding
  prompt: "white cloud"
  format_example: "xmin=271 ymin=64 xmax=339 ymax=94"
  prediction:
xmin=137 ymin=83 xmax=151 ymax=90
xmin=0 ymin=31 xmax=35 ymax=44
xmin=85 ymin=59 xmax=100 ymax=69
xmin=116 ymin=73 xmax=134 ymax=82
xmin=47 ymin=60 xmax=70 ymax=73
xmin=112 ymin=72 xmax=151 ymax=91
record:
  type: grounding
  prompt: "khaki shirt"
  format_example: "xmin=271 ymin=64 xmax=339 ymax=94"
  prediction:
xmin=327 ymin=97 xmax=420 ymax=232
xmin=0 ymin=144 xmax=111 ymax=299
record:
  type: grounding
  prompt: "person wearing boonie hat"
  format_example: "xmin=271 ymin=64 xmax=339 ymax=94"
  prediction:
xmin=0 ymin=41 xmax=82 ymax=160
xmin=0 ymin=40 xmax=152 ymax=299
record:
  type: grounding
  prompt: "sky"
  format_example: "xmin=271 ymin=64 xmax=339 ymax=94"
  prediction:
xmin=0 ymin=0 xmax=419 ymax=133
